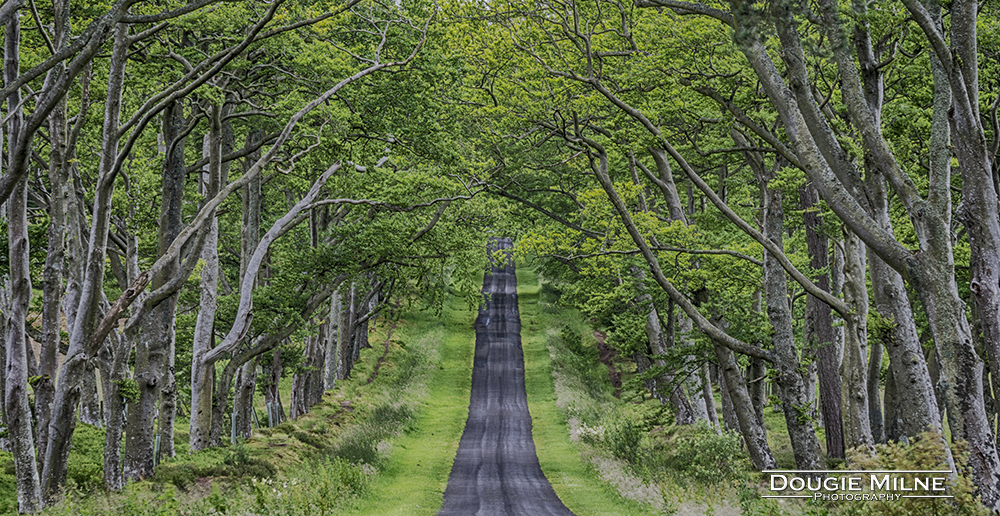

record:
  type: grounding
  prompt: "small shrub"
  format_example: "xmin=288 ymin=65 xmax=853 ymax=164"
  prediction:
xmin=604 ymin=416 xmax=643 ymax=464
xmin=845 ymin=431 xmax=989 ymax=516
xmin=0 ymin=457 xmax=16 ymax=515
xmin=155 ymin=463 xmax=197 ymax=490
xmin=334 ymin=402 xmax=413 ymax=467
xmin=577 ymin=422 xmax=605 ymax=446
xmin=292 ymin=430 xmax=325 ymax=449
xmin=561 ymin=325 xmax=598 ymax=361
xmin=370 ymin=404 xmax=414 ymax=430
xmin=66 ymin=423 xmax=105 ymax=492
xmin=223 ymin=441 xmax=277 ymax=480
xmin=665 ymin=425 xmax=749 ymax=482
xmin=334 ymin=427 xmax=380 ymax=466
xmin=248 ymin=458 xmax=366 ymax=515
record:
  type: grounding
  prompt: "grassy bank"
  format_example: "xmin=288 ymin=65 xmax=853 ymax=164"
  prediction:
xmin=518 ymin=266 xmax=662 ymax=516
xmin=338 ymin=284 xmax=478 ymax=515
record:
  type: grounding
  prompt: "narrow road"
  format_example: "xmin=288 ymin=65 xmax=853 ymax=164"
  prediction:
xmin=439 ymin=238 xmax=575 ymax=516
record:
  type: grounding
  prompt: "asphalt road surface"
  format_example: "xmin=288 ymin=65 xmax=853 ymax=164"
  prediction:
xmin=439 ymin=238 xmax=575 ymax=516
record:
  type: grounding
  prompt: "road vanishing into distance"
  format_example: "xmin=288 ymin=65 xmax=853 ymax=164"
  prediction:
xmin=439 ymin=238 xmax=576 ymax=516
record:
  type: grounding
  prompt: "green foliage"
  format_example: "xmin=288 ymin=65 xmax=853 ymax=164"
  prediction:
xmin=154 ymin=441 xmax=276 ymax=491
xmin=560 ymin=324 xmax=599 ymax=361
xmin=223 ymin=440 xmax=279 ymax=480
xmin=332 ymin=403 xmax=413 ymax=468
xmin=0 ymin=454 xmax=16 ymax=515
xmin=603 ymin=416 xmax=644 ymax=464
xmin=844 ymin=432 xmax=988 ymax=516
xmin=114 ymin=378 xmax=141 ymax=404
xmin=43 ymin=486 xmax=188 ymax=516
xmin=868 ymin=309 xmax=897 ymax=347
xmin=247 ymin=458 xmax=367 ymax=515
xmin=661 ymin=425 xmax=749 ymax=483
xmin=66 ymin=424 xmax=106 ymax=493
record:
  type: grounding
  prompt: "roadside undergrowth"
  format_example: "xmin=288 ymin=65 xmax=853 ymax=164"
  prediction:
xmin=517 ymin=267 xmax=663 ymax=516
xmin=32 ymin=296 xmax=445 ymax=516
xmin=523 ymin=268 xmax=755 ymax=515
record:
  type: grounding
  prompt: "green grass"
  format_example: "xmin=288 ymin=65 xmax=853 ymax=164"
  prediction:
xmin=344 ymin=265 xmax=660 ymax=515
xmin=339 ymin=282 xmax=478 ymax=515
xmin=517 ymin=267 xmax=661 ymax=516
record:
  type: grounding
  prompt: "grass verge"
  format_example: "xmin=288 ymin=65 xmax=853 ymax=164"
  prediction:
xmin=338 ymin=284 xmax=478 ymax=515
xmin=517 ymin=266 xmax=661 ymax=516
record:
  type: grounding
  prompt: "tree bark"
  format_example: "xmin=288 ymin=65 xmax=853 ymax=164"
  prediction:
xmin=35 ymin=0 xmax=72 ymax=464
xmin=840 ymin=231 xmax=874 ymax=452
xmin=749 ymin=357 xmax=767 ymax=439
xmin=324 ymin=290 xmax=341 ymax=391
xmin=718 ymin=369 xmax=739 ymax=433
xmin=678 ymin=315 xmax=711 ymax=425
xmin=867 ymin=328 xmax=884 ymax=444
xmin=263 ymin=350 xmax=285 ymax=427
xmin=647 ymin=304 xmax=695 ymax=424
xmin=701 ymin=363 xmax=720 ymax=432
xmin=715 ymin=344 xmax=776 ymax=470
xmin=79 ymin=369 xmax=102 ymax=426
xmin=124 ymin=96 xmax=185 ymax=481
xmin=155 ymin=98 xmax=187 ymax=461
xmin=800 ymin=185 xmax=844 ymax=459
xmin=189 ymin=102 xmax=231 ymax=451
xmin=338 ymin=283 xmax=357 ymax=379
xmin=41 ymin=18 xmax=130 ymax=504
xmin=5 ymin=16 xmax=42 ymax=504
xmin=761 ymin=178 xmax=823 ymax=470
xmin=189 ymin=127 xmax=221 ymax=452
xmin=233 ymin=358 xmax=258 ymax=439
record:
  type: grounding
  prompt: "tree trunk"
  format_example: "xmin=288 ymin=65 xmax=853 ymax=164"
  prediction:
xmin=800 ymin=184 xmax=844 ymax=459
xmin=749 ymin=357 xmax=767 ymax=439
xmin=189 ymin=104 xmax=229 ymax=452
xmin=715 ymin=344 xmax=776 ymax=470
xmin=123 ymin=313 xmax=168 ymax=481
xmin=701 ymin=363 xmax=720 ymax=432
xmin=99 ymin=230 xmax=137 ymax=491
xmin=154 ymin=98 xmax=187 ymax=462
xmin=733 ymin=0 xmax=981 ymax=496
xmin=761 ymin=180 xmax=823 ymax=470
xmin=649 ymin=304 xmax=695 ymax=423
xmin=189 ymin=132 xmax=219 ymax=450
xmin=36 ymin=2 xmax=71 ymax=462
xmin=233 ymin=358 xmax=258 ymax=439
xmin=677 ymin=314 xmax=711 ymax=424
xmin=310 ymin=318 xmax=329 ymax=406
xmin=938 ymin=3 xmax=1000 ymax=469
xmin=101 ymin=327 xmax=133 ymax=492
xmin=263 ymin=350 xmax=284 ymax=427
xmin=124 ymin=95 xmax=186 ymax=479
xmin=840 ymin=230 xmax=875 ymax=452
xmin=324 ymin=291 xmax=341 ymax=391
xmin=211 ymin=361 xmax=236 ymax=446
xmin=883 ymin=366 xmax=900 ymax=443
xmin=718 ymin=369 xmax=739 ymax=433
xmin=633 ymin=351 xmax=657 ymax=400
xmin=865 ymin=172 xmax=942 ymax=441
xmin=79 ymin=368 xmax=102 ymax=427
xmin=5 ymin=23 xmax=43 ymax=504
xmin=867 ymin=333 xmax=884 ymax=444
xmin=338 ymin=283 xmax=357 ymax=379
xmin=291 ymin=322 xmax=326 ymax=418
